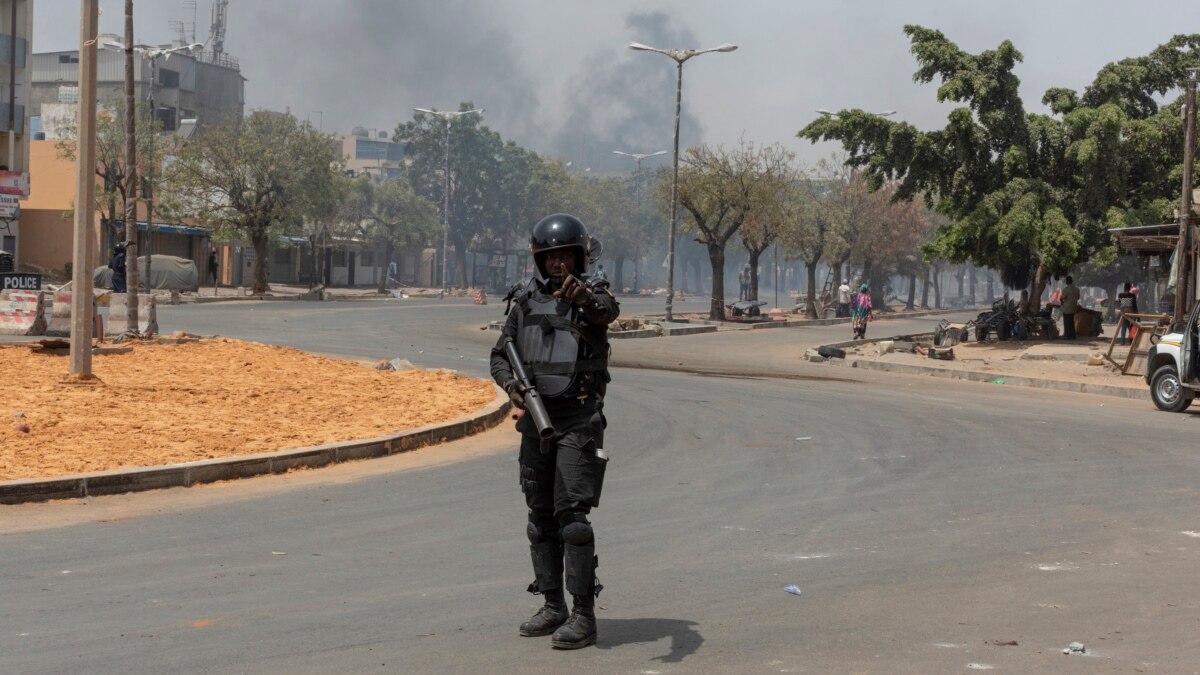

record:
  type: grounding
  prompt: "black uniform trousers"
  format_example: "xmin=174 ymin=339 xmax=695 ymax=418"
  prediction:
xmin=518 ymin=408 xmax=608 ymax=532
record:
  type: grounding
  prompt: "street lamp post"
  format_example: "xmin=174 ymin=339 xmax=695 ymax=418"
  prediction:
xmin=413 ymin=107 xmax=484 ymax=293
xmin=144 ymin=44 xmax=201 ymax=295
xmin=613 ymin=149 xmax=667 ymax=293
xmin=629 ymin=41 xmax=736 ymax=321
xmin=612 ymin=149 xmax=667 ymax=211
xmin=107 ymin=41 xmax=201 ymax=298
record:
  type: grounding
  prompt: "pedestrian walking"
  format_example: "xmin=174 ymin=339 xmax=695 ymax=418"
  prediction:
xmin=490 ymin=213 xmax=619 ymax=650
xmin=1060 ymin=275 xmax=1080 ymax=340
xmin=208 ymin=250 xmax=219 ymax=289
xmin=851 ymin=283 xmax=873 ymax=339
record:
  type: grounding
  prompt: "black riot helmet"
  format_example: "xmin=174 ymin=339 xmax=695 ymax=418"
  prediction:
xmin=530 ymin=213 xmax=591 ymax=278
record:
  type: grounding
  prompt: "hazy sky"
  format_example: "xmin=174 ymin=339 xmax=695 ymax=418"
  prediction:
xmin=33 ymin=1 xmax=1200 ymax=171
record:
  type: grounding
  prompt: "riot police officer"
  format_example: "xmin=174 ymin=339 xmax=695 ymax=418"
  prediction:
xmin=489 ymin=213 xmax=620 ymax=649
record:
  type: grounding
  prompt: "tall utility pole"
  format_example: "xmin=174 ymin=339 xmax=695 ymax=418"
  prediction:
xmin=122 ymin=0 xmax=140 ymax=336
xmin=1175 ymin=70 xmax=1197 ymax=323
xmin=69 ymin=0 xmax=99 ymax=377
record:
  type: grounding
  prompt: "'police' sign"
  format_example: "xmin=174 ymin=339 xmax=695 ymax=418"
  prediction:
xmin=1 ymin=273 xmax=41 ymax=291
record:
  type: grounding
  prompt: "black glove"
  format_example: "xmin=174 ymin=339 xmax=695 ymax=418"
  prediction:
xmin=505 ymin=379 xmax=527 ymax=410
xmin=554 ymin=264 xmax=595 ymax=307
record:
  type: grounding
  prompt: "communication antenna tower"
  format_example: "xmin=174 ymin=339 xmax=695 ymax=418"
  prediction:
xmin=208 ymin=0 xmax=229 ymax=64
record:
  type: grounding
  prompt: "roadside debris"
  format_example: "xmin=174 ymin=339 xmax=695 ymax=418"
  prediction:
xmin=914 ymin=344 xmax=955 ymax=360
xmin=783 ymin=584 xmax=802 ymax=596
xmin=816 ymin=346 xmax=846 ymax=360
xmin=1062 ymin=641 xmax=1086 ymax=655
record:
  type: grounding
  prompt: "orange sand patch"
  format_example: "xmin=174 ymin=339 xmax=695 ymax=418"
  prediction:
xmin=0 ymin=339 xmax=496 ymax=481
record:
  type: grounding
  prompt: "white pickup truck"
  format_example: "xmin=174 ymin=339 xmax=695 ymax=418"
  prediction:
xmin=1146 ymin=308 xmax=1197 ymax=412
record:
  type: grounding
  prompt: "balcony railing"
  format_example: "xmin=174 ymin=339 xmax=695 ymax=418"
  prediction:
xmin=198 ymin=51 xmax=239 ymax=71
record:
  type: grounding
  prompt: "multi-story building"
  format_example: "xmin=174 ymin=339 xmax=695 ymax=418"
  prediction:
xmin=31 ymin=33 xmax=243 ymax=136
xmin=336 ymin=127 xmax=405 ymax=180
xmin=0 ymin=0 xmax=32 ymax=263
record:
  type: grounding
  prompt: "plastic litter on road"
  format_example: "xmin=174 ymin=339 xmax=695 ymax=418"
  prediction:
xmin=783 ymin=584 xmax=802 ymax=596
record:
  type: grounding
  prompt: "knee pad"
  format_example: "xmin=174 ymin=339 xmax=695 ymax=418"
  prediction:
xmin=561 ymin=520 xmax=594 ymax=546
xmin=527 ymin=514 xmax=558 ymax=545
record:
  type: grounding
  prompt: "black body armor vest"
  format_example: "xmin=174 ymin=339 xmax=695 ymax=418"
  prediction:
xmin=509 ymin=279 xmax=609 ymax=400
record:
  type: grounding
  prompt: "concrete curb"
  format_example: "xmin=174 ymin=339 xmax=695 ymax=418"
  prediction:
xmin=650 ymin=307 xmax=974 ymax=330
xmin=0 ymin=385 xmax=512 ymax=505
xmin=846 ymin=358 xmax=1148 ymax=401
xmin=191 ymin=295 xmax=300 ymax=304
xmin=813 ymin=330 xmax=1147 ymax=401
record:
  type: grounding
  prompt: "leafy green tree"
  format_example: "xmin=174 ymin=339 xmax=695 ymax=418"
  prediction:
xmin=799 ymin=27 xmax=1200 ymax=313
xmin=56 ymin=98 xmax=165 ymax=251
xmin=739 ymin=161 xmax=803 ymax=302
xmin=395 ymin=105 xmax=505 ymax=289
xmin=657 ymin=141 xmax=794 ymax=319
xmin=339 ymin=175 xmax=439 ymax=293
xmin=166 ymin=111 xmax=338 ymax=294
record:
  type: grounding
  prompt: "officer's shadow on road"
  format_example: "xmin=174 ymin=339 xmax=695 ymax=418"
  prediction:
xmin=596 ymin=617 xmax=702 ymax=662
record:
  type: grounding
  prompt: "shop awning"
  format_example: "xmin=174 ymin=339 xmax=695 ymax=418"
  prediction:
xmin=1108 ymin=223 xmax=1178 ymax=253
xmin=111 ymin=220 xmax=212 ymax=238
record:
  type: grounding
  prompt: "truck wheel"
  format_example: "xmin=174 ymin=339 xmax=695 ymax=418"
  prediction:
xmin=1150 ymin=364 xmax=1193 ymax=412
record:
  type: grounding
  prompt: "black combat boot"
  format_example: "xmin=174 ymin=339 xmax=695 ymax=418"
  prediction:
xmin=520 ymin=538 xmax=568 ymax=637
xmin=551 ymin=597 xmax=596 ymax=649
xmin=520 ymin=590 xmax=568 ymax=637
xmin=553 ymin=542 xmax=601 ymax=649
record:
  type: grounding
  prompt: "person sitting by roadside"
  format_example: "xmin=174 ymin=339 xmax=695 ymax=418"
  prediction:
xmin=1017 ymin=289 xmax=1030 ymax=317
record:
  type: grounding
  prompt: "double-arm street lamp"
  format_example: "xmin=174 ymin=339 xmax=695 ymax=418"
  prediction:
xmin=613 ymin=149 xmax=668 ymax=293
xmin=816 ymin=108 xmax=895 ymax=118
xmin=629 ymin=41 xmax=737 ymax=321
xmin=413 ymin=107 xmax=484 ymax=292
xmin=611 ymin=149 xmax=667 ymax=210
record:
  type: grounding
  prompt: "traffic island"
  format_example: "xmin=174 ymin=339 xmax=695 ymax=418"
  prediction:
xmin=0 ymin=338 xmax=507 ymax=503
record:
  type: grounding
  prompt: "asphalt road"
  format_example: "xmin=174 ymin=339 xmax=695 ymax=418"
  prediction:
xmin=3 ymin=298 xmax=1198 ymax=672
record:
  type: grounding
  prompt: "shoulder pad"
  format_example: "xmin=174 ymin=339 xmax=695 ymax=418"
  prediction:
xmin=503 ymin=277 xmax=537 ymax=315
xmin=503 ymin=277 xmax=535 ymax=301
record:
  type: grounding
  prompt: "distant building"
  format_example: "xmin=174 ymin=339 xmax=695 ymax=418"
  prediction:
xmin=30 ymin=34 xmax=244 ymax=136
xmin=0 ymin=0 xmax=33 ymax=264
xmin=18 ymin=140 xmax=211 ymax=279
xmin=336 ymin=127 xmax=404 ymax=180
